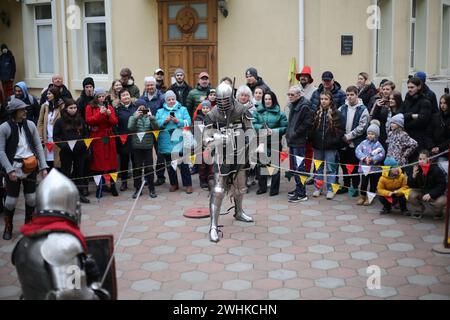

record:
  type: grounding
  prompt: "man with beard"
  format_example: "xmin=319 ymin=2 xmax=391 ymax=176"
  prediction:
xmin=168 ymin=68 xmax=192 ymax=107
xmin=40 ymin=74 xmax=73 ymax=106
xmin=154 ymin=68 xmax=167 ymax=93
xmin=296 ymin=66 xmax=316 ymax=101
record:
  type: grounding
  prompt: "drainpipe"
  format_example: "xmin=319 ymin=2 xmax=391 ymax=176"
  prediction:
xmin=299 ymin=0 xmax=305 ymax=68
xmin=60 ymin=0 xmax=69 ymax=89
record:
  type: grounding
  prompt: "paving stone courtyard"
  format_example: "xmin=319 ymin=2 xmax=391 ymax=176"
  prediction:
xmin=0 ymin=175 xmax=449 ymax=300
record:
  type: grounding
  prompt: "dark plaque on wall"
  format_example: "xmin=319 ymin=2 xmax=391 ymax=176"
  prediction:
xmin=341 ymin=35 xmax=353 ymax=55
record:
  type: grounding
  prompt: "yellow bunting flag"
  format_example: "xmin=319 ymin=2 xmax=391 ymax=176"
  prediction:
xmin=109 ymin=172 xmax=118 ymax=183
xmin=153 ymin=130 xmax=160 ymax=140
xmin=381 ymin=166 xmax=390 ymax=175
xmin=300 ymin=175 xmax=308 ymax=186
xmin=190 ymin=155 xmax=196 ymax=165
xmin=332 ymin=184 xmax=340 ymax=194
xmin=404 ymin=189 xmax=410 ymax=201
xmin=267 ymin=166 xmax=276 ymax=176
xmin=84 ymin=138 xmax=94 ymax=149
xmin=314 ymin=160 xmax=323 ymax=170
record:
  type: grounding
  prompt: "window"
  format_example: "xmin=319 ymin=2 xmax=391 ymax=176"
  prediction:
xmin=375 ymin=0 xmax=393 ymax=77
xmin=410 ymin=0 xmax=427 ymax=72
xmin=84 ymin=1 xmax=108 ymax=75
xmin=34 ymin=4 xmax=54 ymax=74
xmin=410 ymin=0 xmax=416 ymax=69
xmin=442 ymin=3 xmax=450 ymax=73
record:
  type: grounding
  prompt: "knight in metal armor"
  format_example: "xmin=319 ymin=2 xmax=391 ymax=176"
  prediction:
xmin=203 ymin=82 xmax=256 ymax=242
xmin=11 ymin=169 xmax=111 ymax=300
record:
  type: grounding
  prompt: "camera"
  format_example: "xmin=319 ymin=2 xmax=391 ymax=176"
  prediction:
xmin=142 ymin=109 xmax=149 ymax=115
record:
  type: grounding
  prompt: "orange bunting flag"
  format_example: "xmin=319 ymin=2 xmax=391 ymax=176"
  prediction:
xmin=346 ymin=164 xmax=356 ymax=174
xmin=153 ymin=130 xmax=160 ymax=140
xmin=315 ymin=179 xmax=324 ymax=189
xmin=314 ymin=160 xmax=323 ymax=171
xmin=420 ymin=163 xmax=430 ymax=176
xmin=84 ymin=138 xmax=94 ymax=149
xmin=119 ymin=134 xmax=128 ymax=145
xmin=280 ymin=152 xmax=289 ymax=163
xmin=300 ymin=175 xmax=308 ymax=186
xmin=103 ymin=174 xmax=111 ymax=184
xmin=109 ymin=172 xmax=118 ymax=183
xmin=46 ymin=142 xmax=54 ymax=152
xmin=331 ymin=184 xmax=340 ymax=194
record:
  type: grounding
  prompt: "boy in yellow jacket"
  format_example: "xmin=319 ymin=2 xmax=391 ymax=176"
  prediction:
xmin=377 ymin=157 xmax=410 ymax=215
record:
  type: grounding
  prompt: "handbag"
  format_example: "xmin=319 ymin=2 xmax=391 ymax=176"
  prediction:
xmin=22 ymin=155 xmax=38 ymax=174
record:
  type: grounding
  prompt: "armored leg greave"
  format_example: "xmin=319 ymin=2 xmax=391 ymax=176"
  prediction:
xmin=209 ymin=175 xmax=226 ymax=242
xmin=233 ymin=170 xmax=253 ymax=223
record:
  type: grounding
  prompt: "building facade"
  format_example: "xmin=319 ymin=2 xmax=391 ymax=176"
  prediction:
xmin=0 ymin=0 xmax=449 ymax=99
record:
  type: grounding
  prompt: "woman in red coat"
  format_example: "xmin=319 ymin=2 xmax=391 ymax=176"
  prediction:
xmin=85 ymin=88 xmax=119 ymax=197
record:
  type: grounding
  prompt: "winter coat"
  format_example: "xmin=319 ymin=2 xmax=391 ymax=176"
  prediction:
xmin=247 ymin=77 xmax=270 ymax=94
xmin=400 ymin=93 xmax=432 ymax=150
xmin=128 ymin=113 xmax=159 ymax=150
xmin=123 ymin=79 xmax=140 ymax=99
xmin=408 ymin=164 xmax=446 ymax=199
xmin=115 ymin=103 xmax=137 ymax=154
xmin=0 ymin=50 xmax=16 ymax=81
xmin=358 ymin=83 xmax=377 ymax=107
xmin=139 ymin=90 xmax=165 ymax=115
xmin=53 ymin=116 xmax=90 ymax=155
xmin=40 ymin=84 xmax=73 ymax=106
xmin=253 ymin=105 xmax=288 ymax=153
xmin=300 ymin=84 xmax=317 ymax=101
xmin=85 ymin=104 xmax=118 ymax=172
xmin=310 ymin=82 xmax=347 ymax=111
xmin=377 ymin=168 xmax=409 ymax=197
xmin=310 ymin=108 xmax=344 ymax=151
xmin=155 ymin=102 xmax=191 ymax=155
xmin=386 ymin=129 xmax=418 ymax=166
xmin=285 ymin=97 xmax=313 ymax=148
xmin=186 ymin=85 xmax=211 ymax=118
xmin=355 ymin=139 xmax=386 ymax=173
xmin=425 ymin=110 xmax=450 ymax=153
xmin=37 ymin=102 xmax=63 ymax=167
xmin=11 ymin=82 xmax=40 ymax=124
xmin=193 ymin=100 xmax=217 ymax=122
xmin=339 ymin=100 xmax=370 ymax=148
xmin=168 ymin=81 xmax=193 ymax=107
xmin=370 ymin=103 xmax=391 ymax=146
xmin=423 ymin=84 xmax=438 ymax=114
xmin=76 ymin=91 xmax=95 ymax=120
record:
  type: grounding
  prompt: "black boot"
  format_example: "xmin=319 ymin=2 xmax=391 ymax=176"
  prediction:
xmin=120 ymin=181 xmax=128 ymax=191
xmin=25 ymin=205 xmax=34 ymax=224
xmin=110 ymin=182 xmax=119 ymax=197
xmin=3 ymin=209 xmax=14 ymax=240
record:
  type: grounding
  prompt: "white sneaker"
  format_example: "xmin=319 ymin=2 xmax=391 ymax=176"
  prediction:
xmin=313 ymin=190 xmax=321 ymax=198
xmin=326 ymin=191 xmax=335 ymax=200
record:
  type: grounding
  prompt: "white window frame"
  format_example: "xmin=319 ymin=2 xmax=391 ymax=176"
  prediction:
xmin=410 ymin=0 xmax=417 ymax=71
xmin=374 ymin=0 xmax=394 ymax=81
xmin=441 ymin=0 xmax=450 ymax=75
xmin=409 ymin=0 xmax=429 ymax=74
xmin=22 ymin=0 xmax=60 ymax=88
xmin=70 ymin=0 xmax=113 ymax=90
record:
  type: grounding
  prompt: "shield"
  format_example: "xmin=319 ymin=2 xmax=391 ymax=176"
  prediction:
xmin=85 ymin=235 xmax=118 ymax=300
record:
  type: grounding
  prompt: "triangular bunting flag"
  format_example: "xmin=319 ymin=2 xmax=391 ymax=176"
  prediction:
xmin=385 ymin=196 xmax=393 ymax=204
xmin=300 ymin=175 xmax=308 ymax=186
xmin=153 ymin=130 xmax=160 ymax=140
xmin=190 ymin=155 xmax=196 ymax=165
xmin=361 ymin=165 xmax=371 ymax=176
xmin=103 ymin=174 xmax=111 ymax=184
xmin=381 ymin=166 xmax=390 ymax=175
xmin=198 ymin=125 xmax=205 ymax=133
xmin=420 ymin=163 xmax=430 ymax=176
xmin=280 ymin=152 xmax=289 ymax=163
xmin=119 ymin=134 xmax=128 ymax=145
xmin=349 ymin=187 xmax=357 ymax=197
xmin=109 ymin=172 xmax=118 ymax=183
xmin=315 ymin=179 xmax=324 ymax=189
xmin=183 ymin=126 xmax=191 ymax=132
xmin=295 ymin=156 xmax=305 ymax=167
xmin=314 ymin=160 xmax=323 ymax=171
xmin=267 ymin=166 xmax=276 ymax=176
xmin=93 ymin=175 xmax=102 ymax=186
xmin=171 ymin=160 xmax=178 ymax=171
xmin=46 ymin=142 xmax=54 ymax=152
xmin=250 ymin=162 xmax=257 ymax=170
xmin=137 ymin=132 xmax=146 ymax=142
xmin=346 ymin=164 xmax=356 ymax=174
xmin=404 ymin=189 xmax=411 ymax=201
xmin=102 ymin=136 xmax=109 ymax=144
xmin=332 ymin=184 xmax=340 ymax=194
xmin=84 ymin=138 xmax=94 ymax=149
xmin=68 ymin=140 xmax=77 ymax=151
xmin=256 ymin=143 xmax=265 ymax=153
xmin=367 ymin=192 xmax=377 ymax=204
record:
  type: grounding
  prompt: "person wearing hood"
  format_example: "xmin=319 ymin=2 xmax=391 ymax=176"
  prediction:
xmin=37 ymin=87 xmax=65 ymax=168
xmin=11 ymin=81 xmax=40 ymax=124
xmin=0 ymin=44 xmax=16 ymax=97
xmin=245 ymin=67 xmax=270 ymax=95
xmin=186 ymin=72 xmax=211 ymax=119
xmin=357 ymin=72 xmax=378 ymax=107
xmin=400 ymin=77 xmax=432 ymax=158
xmin=168 ymin=68 xmax=192 ymax=107
xmin=355 ymin=120 xmax=385 ymax=206
xmin=119 ymin=67 xmax=140 ymax=99
xmin=76 ymin=77 xmax=95 ymax=120
xmin=385 ymin=113 xmax=418 ymax=166
xmin=39 ymin=74 xmax=73 ymax=106
xmin=296 ymin=66 xmax=317 ymax=101
xmin=154 ymin=68 xmax=167 ymax=93
xmin=376 ymin=157 xmax=410 ymax=215
xmin=415 ymin=71 xmax=438 ymax=113
xmin=155 ymin=90 xmax=193 ymax=194
xmin=426 ymin=94 xmax=450 ymax=156
xmin=193 ymin=88 xmax=217 ymax=122
xmin=252 ymin=91 xmax=288 ymax=196
xmin=310 ymin=71 xmax=346 ymax=110
xmin=337 ymin=86 xmax=370 ymax=196
xmin=369 ymin=80 xmax=396 ymax=147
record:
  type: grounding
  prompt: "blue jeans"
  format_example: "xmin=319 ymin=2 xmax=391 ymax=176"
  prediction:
xmin=313 ymin=149 xmax=338 ymax=192
xmin=290 ymin=146 xmax=306 ymax=197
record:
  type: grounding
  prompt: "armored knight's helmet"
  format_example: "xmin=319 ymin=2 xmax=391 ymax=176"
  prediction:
xmin=36 ymin=169 xmax=82 ymax=225
xmin=216 ymin=82 xmax=234 ymax=112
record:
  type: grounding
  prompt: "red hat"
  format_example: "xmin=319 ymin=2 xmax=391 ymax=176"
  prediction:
xmin=296 ymin=66 xmax=314 ymax=83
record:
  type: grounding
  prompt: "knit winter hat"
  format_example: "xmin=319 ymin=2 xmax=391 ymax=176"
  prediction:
xmin=82 ymin=77 xmax=95 ymax=89
xmin=414 ymin=71 xmax=427 ymax=83
xmin=164 ymin=90 xmax=177 ymax=102
xmin=367 ymin=120 xmax=380 ymax=138
xmin=94 ymin=88 xmax=106 ymax=96
xmin=174 ymin=68 xmax=185 ymax=76
xmin=246 ymin=67 xmax=258 ymax=79
xmin=201 ymin=100 xmax=211 ymax=108
xmin=384 ymin=157 xmax=398 ymax=168
xmin=390 ymin=114 xmax=404 ymax=128
xmin=135 ymin=99 xmax=147 ymax=108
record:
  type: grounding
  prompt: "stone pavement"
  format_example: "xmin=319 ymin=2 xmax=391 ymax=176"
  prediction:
xmin=0 ymin=175 xmax=449 ymax=300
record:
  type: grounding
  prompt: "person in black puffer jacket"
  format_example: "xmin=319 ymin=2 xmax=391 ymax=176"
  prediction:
xmin=425 ymin=94 xmax=450 ymax=156
xmin=245 ymin=68 xmax=270 ymax=94
xmin=400 ymin=77 xmax=432 ymax=159
xmin=76 ymin=77 xmax=95 ymax=120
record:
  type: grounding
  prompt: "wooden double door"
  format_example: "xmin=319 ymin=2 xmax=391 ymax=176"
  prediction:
xmin=158 ymin=0 xmax=218 ymax=87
